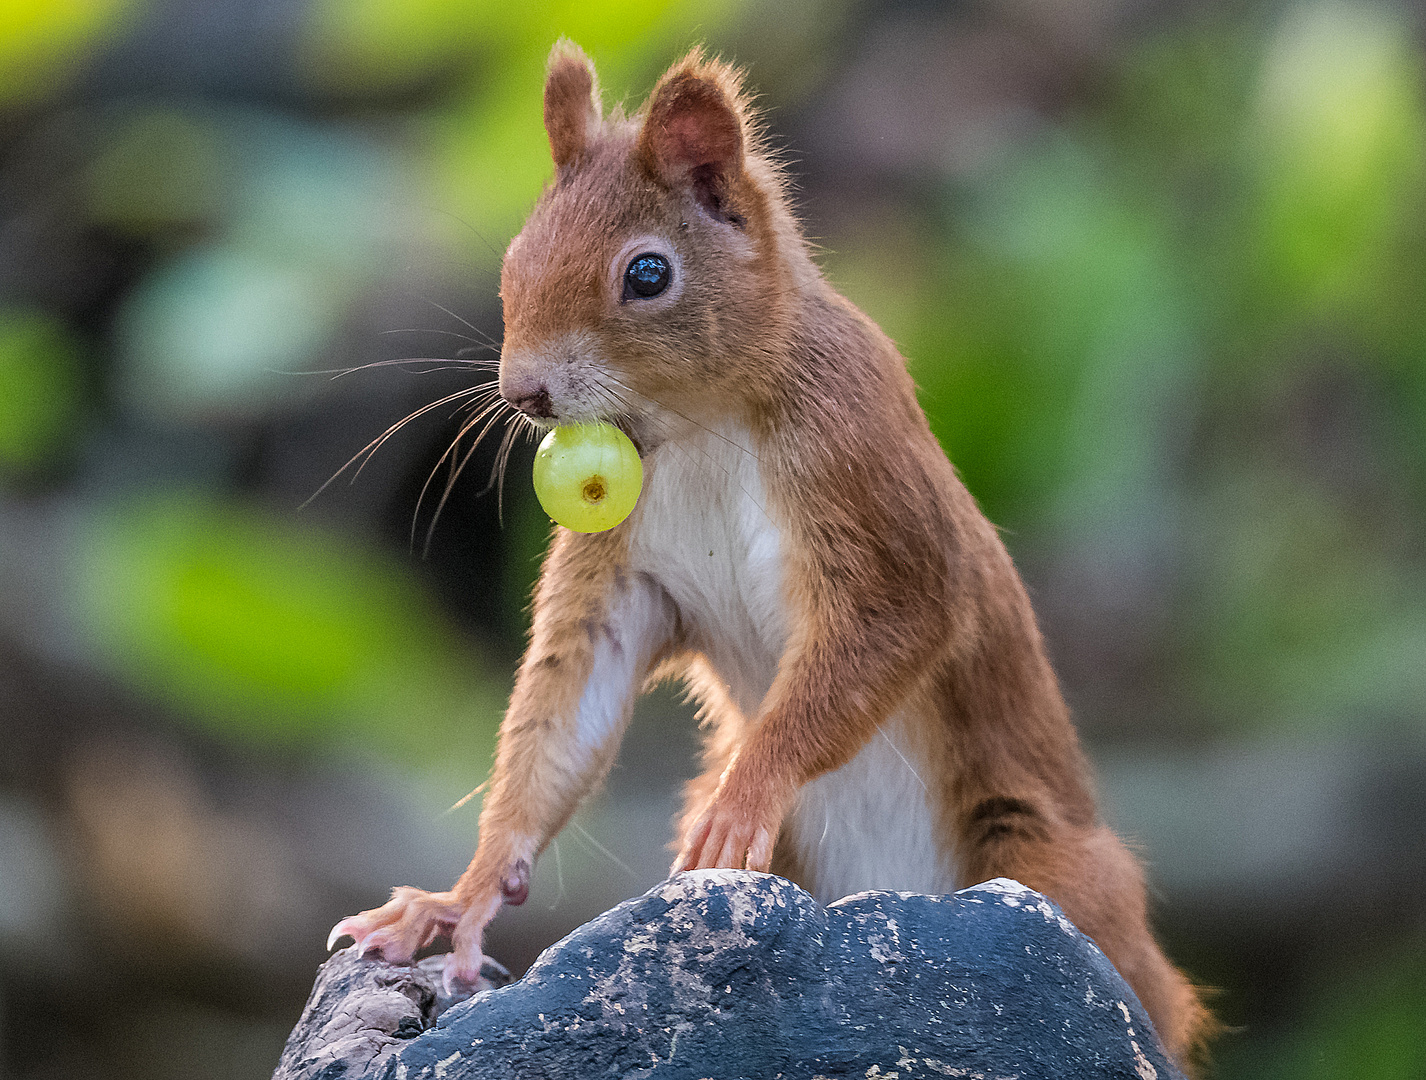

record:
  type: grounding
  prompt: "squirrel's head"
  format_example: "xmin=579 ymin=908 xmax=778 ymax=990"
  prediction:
xmin=498 ymin=42 xmax=802 ymax=443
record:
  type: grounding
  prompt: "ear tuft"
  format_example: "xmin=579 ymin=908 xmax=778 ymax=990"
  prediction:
xmin=544 ymin=39 xmax=601 ymax=170
xmin=638 ymin=51 xmax=749 ymax=220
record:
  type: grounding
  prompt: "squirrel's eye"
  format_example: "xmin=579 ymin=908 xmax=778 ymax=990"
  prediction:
xmin=623 ymin=253 xmax=671 ymax=300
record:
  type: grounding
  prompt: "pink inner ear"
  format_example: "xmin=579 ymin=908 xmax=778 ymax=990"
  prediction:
xmin=662 ymin=108 xmax=739 ymax=173
xmin=640 ymin=72 xmax=744 ymax=218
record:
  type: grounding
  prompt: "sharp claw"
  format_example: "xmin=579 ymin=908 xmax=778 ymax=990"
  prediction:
xmin=328 ymin=917 xmax=385 ymax=959
xmin=326 ymin=889 xmax=498 ymax=976
xmin=327 ymin=919 xmax=356 ymax=951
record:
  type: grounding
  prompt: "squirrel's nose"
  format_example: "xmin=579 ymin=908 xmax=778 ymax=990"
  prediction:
xmin=504 ymin=386 xmax=553 ymax=419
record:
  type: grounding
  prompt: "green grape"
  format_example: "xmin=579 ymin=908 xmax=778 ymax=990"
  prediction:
xmin=532 ymin=422 xmax=643 ymax=533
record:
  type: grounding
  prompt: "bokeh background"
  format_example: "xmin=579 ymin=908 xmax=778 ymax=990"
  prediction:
xmin=2 ymin=0 xmax=1425 ymax=1076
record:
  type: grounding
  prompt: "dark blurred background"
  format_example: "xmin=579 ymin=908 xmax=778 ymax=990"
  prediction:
xmin=2 ymin=0 xmax=1424 ymax=1076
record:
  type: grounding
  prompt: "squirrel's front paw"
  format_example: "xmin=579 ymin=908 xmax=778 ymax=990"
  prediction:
xmin=326 ymin=885 xmax=462 ymax=961
xmin=673 ymin=778 xmax=791 ymax=873
xmin=675 ymin=810 xmax=775 ymax=873
xmin=328 ymin=886 xmax=501 ymax=992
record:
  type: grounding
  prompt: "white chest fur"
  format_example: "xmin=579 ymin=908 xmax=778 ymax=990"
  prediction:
xmin=627 ymin=422 xmax=785 ymax=718
xmin=625 ymin=420 xmax=954 ymax=901
xmin=782 ymin=709 xmax=958 ymax=903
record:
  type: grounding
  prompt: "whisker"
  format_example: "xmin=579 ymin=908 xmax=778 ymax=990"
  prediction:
xmin=548 ymin=837 xmax=565 ymax=910
xmin=305 ymin=356 xmax=499 ymax=379
xmin=301 ymin=384 xmax=489 ymax=510
xmin=490 ymin=417 xmax=533 ymax=529
xmin=419 ymin=297 xmax=504 ymax=351
xmin=568 ymin=819 xmax=639 ymax=882
xmin=348 ymin=387 xmax=490 ymax=484
xmin=380 ymin=328 xmax=500 ymax=349
xmin=419 ymin=401 xmax=517 ymax=554
xmin=412 ymin=398 xmax=514 ymax=552
xmin=876 ymin=723 xmax=928 ymax=794
xmin=429 ymin=205 xmax=507 ymax=265
xmin=450 ymin=384 xmax=505 ymax=417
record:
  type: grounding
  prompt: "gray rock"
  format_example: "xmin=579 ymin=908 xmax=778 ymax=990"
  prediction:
xmin=276 ymin=871 xmax=1183 ymax=1080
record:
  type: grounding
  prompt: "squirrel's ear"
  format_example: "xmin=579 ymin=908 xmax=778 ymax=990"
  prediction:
xmin=638 ymin=56 xmax=746 ymax=221
xmin=544 ymin=40 xmax=601 ymax=169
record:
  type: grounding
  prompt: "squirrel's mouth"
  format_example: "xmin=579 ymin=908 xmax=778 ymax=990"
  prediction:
xmin=519 ymin=412 xmax=649 ymax=459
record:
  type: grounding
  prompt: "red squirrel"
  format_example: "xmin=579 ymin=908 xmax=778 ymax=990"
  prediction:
xmin=329 ymin=42 xmax=1212 ymax=1068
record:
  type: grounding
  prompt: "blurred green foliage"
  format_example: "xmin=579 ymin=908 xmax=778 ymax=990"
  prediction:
xmin=0 ymin=0 xmax=1420 ymax=813
xmin=1249 ymin=2 xmax=1425 ymax=314
xmin=75 ymin=495 xmax=505 ymax=765
xmin=901 ymin=137 xmax=1197 ymax=538
xmin=824 ymin=1 xmax=1426 ymax=740
xmin=85 ymin=108 xmax=226 ymax=234
xmin=305 ymin=0 xmax=746 ymax=246
xmin=1226 ymin=945 xmax=1426 ymax=1079
xmin=0 ymin=0 xmax=139 ymax=105
xmin=0 ymin=307 xmax=85 ymax=473
xmin=2 ymin=0 xmax=1418 ymax=751
xmin=86 ymin=105 xmax=429 ymax=422
xmin=2 ymin=1 xmax=1425 ymax=1074
xmin=0 ymin=0 xmax=760 ymax=776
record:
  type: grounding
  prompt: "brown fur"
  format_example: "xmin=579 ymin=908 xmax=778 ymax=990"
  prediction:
xmin=543 ymin=40 xmax=601 ymax=169
xmin=330 ymin=45 xmax=1214 ymax=1071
